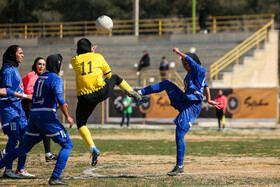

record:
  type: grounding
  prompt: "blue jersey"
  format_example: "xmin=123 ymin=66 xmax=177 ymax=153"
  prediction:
xmin=0 ymin=65 xmax=23 ymax=102
xmin=183 ymin=56 xmax=208 ymax=101
xmin=29 ymin=72 xmax=65 ymax=119
xmin=0 ymin=65 xmax=27 ymax=134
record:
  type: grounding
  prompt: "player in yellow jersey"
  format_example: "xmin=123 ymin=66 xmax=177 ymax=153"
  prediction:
xmin=71 ymin=38 xmax=148 ymax=166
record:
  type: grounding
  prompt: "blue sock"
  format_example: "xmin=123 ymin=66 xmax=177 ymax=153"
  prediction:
xmin=141 ymin=80 xmax=169 ymax=95
xmin=51 ymin=137 xmax=73 ymax=178
xmin=176 ymin=126 xmax=188 ymax=166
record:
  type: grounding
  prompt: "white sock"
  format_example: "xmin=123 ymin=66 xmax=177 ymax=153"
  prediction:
xmin=90 ymin=145 xmax=96 ymax=152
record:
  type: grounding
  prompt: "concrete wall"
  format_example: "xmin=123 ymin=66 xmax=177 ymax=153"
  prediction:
xmin=212 ymin=30 xmax=279 ymax=88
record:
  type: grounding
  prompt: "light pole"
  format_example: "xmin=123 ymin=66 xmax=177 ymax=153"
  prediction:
xmin=192 ymin=0 xmax=196 ymax=34
xmin=134 ymin=0 xmax=139 ymax=36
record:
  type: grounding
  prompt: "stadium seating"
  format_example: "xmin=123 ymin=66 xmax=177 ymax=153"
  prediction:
xmin=0 ymin=31 xmax=254 ymax=88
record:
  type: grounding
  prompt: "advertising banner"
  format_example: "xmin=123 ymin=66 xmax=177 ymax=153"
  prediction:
xmin=107 ymin=88 xmax=278 ymax=122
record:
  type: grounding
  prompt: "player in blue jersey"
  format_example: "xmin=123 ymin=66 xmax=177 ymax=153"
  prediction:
xmin=137 ymin=47 xmax=219 ymax=176
xmin=0 ymin=54 xmax=74 ymax=185
xmin=0 ymin=45 xmax=34 ymax=178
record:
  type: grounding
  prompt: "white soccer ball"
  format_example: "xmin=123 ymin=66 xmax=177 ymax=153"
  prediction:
xmin=96 ymin=15 xmax=113 ymax=34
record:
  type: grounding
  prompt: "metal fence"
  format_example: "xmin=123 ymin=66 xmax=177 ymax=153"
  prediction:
xmin=0 ymin=14 xmax=274 ymax=39
xmin=209 ymin=19 xmax=274 ymax=81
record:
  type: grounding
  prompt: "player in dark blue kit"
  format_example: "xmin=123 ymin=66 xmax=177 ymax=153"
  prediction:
xmin=137 ymin=47 xmax=219 ymax=176
xmin=0 ymin=54 xmax=74 ymax=185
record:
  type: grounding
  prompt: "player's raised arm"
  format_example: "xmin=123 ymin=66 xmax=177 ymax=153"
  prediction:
xmin=173 ymin=48 xmax=187 ymax=59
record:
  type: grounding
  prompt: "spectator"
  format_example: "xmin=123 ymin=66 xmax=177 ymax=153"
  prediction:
xmin=137 ymin=50 xmax=150 ymax=72
xmin=199 ymin=1 xmax=210 ymax=34
xmin=159 ymin=56 xmax=169 ymax=81
xmin=120 ymin=96 xmax=133 ymax=128
xmin=215 ymin=90 xmax=227 ymax=131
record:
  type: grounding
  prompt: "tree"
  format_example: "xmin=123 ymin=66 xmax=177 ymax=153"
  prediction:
xmin=0 ymin=0 xmax=279 ymax=24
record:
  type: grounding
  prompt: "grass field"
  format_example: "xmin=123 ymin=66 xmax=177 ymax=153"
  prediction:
xmin=0 ymin=127 xmax=279 ymax=186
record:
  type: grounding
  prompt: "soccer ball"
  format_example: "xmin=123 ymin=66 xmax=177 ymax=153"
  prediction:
xmin=95 ymin=15 xmax=113 ymax=34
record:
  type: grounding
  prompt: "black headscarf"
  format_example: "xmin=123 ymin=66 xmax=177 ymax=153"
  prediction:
xmin=2 ymin=45 xmax=20 ymax=67
xmin=76 ymin=38 xmax=92 ymax=55
xmin=186 ymin=52 xmax=201 ymax=65
xmin=32 ymin=57 xmax=44 ymax=75
xmin=46 ymin=54 xmax=62 ymax=74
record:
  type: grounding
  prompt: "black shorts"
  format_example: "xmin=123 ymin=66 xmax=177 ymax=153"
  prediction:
xmin=216 ymin=108 xmax=223 ymax=119
xmin=76 ymin=74 xmax=123 ymax=128
xmin=21 ymin=99 xmax=32 ymax=120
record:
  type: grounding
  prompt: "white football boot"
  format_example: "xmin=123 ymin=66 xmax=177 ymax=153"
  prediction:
xmin=16 ymin=170 xmax=35 ymax=178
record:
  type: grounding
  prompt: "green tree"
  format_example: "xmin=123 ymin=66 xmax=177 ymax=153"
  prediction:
xmin=0 ymin=0 xmax=279 ymax=24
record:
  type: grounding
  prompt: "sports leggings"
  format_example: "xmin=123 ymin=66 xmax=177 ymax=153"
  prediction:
xmin=76 ymin=74 xmax=123 ymax=128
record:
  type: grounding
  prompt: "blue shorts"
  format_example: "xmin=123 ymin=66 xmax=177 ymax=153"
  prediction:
xmin=0 ymin=100 xmax=28 ymax=135
xmin=160 ymin=81 xmax=202 ymax=130
xmin=142 ymin=80 xmax=203 ymax=130
xmin=24 ymin=118 xmax=70 ymax=145
xmin=173 ymin=101 xmax=202 ymax=130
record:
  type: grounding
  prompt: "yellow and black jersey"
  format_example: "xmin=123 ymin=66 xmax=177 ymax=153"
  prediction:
xmin=71 ymin=52 xmax=111 ymax=96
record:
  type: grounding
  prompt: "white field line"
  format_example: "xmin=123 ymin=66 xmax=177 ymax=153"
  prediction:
xmin=0 ymin=157 xmax=279 ymax=182
xmin=83 ymin=157 xmax=280 ymax=178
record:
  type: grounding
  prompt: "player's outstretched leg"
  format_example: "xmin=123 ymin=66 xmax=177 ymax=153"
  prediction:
xmin=116 ymin=75 xmax=142 ymax=101
xmin=139 ymin=80 xmax=183 ymax=110
xmin=109 ymin=74 xmax=143 ymax=102
xmin=125 ymin=89 xmax=142 ymax=101
xmin=133 ymin=96 xmax=151 ymax=106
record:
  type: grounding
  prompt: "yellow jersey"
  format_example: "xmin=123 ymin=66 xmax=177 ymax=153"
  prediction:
xmin=71 ymin=52 xmax=111 ymax=96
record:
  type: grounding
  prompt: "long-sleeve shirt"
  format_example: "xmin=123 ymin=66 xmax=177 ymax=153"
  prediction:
xmin=0 ymin=65 xmax=23 ymax=102
xmin=183 ymin=56 xmax=208 ymax=101
xmin=22 ymin=70 xmax=39 ymax=95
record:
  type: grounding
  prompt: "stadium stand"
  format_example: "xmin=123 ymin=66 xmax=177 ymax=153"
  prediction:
xmin=0 ymin=32 xmax=254 ymax=88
